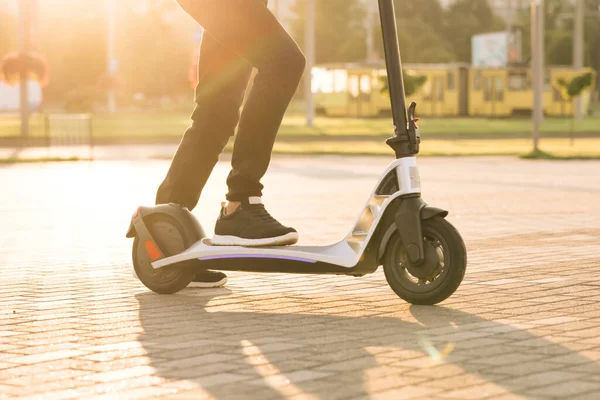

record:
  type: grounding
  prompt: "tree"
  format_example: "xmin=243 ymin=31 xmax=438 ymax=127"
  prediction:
xmin=33 ymin=0 xmax=194 ymax=108
xmin=443 ymin=0 xmax=505 ymax=63
xmin=393 ymin=0 xmax=447 ymax=40
xmin=380 ymin=72 xmax=427 ymax=97
xmin=516 ymin=0 xmax=600 ymax=93
xmin=291 ymin=0 xmax=367 ymax=64
xmin=37 ymin=1 xmax=108 ymax=105
xmin=584 ymin=0 xmax=600 ymax=93
xmin=557 ymin=71 xmax=594 ymax=143
xmin=1 ymin=52 xmax=49 ymax=86
xmin=0 ymin=9 xmax=17 ymax=61
xmin=118 ymin=0 xmax=193 ymax=99
xmin=546 ymin=30 xmax=573 ymax=66
xmin=372 ymin=0 xmax=455 ymax=64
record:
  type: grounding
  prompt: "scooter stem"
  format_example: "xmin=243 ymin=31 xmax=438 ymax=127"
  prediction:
xmin=378 ymin=0 xmax=420 ymax=158
xmin=378 ymin=0 xmax=407 ymax=136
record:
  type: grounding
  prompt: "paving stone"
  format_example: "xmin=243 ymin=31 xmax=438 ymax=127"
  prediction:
xmin=483 ymin=361 xmax=567 ymax=377
xmin=357 ymin=385 xmax=441 ymax=399
xmin=247 ymin=370 xmax=334 ymax=387
xmin=467 ymin=353 xmax=546 ymax=367
xmin=8 ymin=350 xmax=90 ymax=365
xmin=525 ymin=380 xmax=600 ymax=397
xmin=497 ymin=370 xmax=584 ymax=390
xmin=2 ymin=156 xmax=600 ymax=399
xmin=438 ymin=382 xmax=513 ymax=399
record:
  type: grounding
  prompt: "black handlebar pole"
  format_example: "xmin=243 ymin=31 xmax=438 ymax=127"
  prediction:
xmin=378 ymin=0 xmax=408 ymax=136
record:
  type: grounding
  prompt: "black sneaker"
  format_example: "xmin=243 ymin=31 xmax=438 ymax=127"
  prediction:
xmin=212 ymin=197 xmax=299 ymax=246
xmin=132 ymin=267 xmax=227 ymax=288
xmin=188 ymin=270 xmax=228 ymax=288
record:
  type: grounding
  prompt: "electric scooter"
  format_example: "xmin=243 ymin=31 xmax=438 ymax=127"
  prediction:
xmin=126 ymin=0 xmax=467 ymax=305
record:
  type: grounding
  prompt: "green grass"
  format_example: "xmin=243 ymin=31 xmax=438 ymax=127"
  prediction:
xmin=0 ymin=114 xmax=49 ymax=138
xmin=280 ymin=115 xmax=600 ymax=138
xmin=520 ymin=149 xmax=600 ymax=160
xmin=269 ymin=138 xmax=600 ymax=158
xmin=2 ymin=137 xmax=599 ymax=160
xmin=0 ymin=157 xmax=85 ymax=164
xmin=3 ymin=111 xmax=600 ymax=141
xmin=90 ymin=112 xmax=600 ymax=139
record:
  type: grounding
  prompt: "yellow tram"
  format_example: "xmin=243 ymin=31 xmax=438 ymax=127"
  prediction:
xmin=311 ymin=63 xmax=596 ymax=118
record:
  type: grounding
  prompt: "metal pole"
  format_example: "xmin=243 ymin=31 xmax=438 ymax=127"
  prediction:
xmin=516 ymin=29 xmax=522 ymax=63
xmin=304 ymin=0 xmax=315 ymax=127
xmin=531 ymin=0 xmax=544 ymax=152
xmin=19 ymin=0 xmax=31 ymax=138
xmin=540 ymin=0 xmax=545 ymax=125
xmin=366 ymin=1 xmax=376 ymax=62
xmin=106 ymin=0 xmax=117 ymax=113
xmin=574 ymin=0 xmax=584 ymax=120
xmin=506 ymin=0 xmax=512 ymax=63
xmin=506 ymin=0 xmax=523 ymax=63
xmin=88 ymin=114 xmax=94 ymax=161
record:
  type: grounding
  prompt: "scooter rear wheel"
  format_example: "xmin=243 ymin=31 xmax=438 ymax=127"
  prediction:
xmin=132 ymin=214 xmax=195 ymax=294
xmin=383 ymin=216 xmax=466 ymax=305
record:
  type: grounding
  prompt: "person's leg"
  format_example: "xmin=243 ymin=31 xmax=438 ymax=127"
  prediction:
xmin=221 ymin=3 xmax=305 ymax=202
xmin=155 ymin=30 xmax=253 ymax=211
xmin=154 ymin=4 xmax=255 ymax=286
xmin=176 ymin=0 xmax=305 ymax=246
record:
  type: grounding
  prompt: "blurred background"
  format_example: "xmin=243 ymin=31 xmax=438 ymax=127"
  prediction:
xmin=1 ymin=0 xmax=600 ymax=158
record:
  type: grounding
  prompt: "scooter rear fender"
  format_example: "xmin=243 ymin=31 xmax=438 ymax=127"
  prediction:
xmin=126 ymin=204 xmax=205 ymax=245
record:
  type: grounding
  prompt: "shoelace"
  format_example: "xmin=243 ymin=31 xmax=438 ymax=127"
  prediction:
xmin=245 ymin=204 xmax=280 ymax=225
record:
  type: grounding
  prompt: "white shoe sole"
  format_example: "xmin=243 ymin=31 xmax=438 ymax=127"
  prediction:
xmin=187 ymin=277 xmax=228 ymax=288
xmin=211 ymin=232 xmax=299 ymax=247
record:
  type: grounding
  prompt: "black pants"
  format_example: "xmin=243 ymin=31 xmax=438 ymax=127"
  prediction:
xmin=156 ymin=0 xmax=306 ymax=210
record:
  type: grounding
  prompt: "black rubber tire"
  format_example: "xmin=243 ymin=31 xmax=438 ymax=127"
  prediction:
xmin=383 ymin=217 xmax=467 ymax=305
xmin=132 ymin=214 xmax=195 ymax=294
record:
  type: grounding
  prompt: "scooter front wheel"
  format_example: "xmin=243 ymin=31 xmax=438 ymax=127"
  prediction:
xmin=132 ymin=214 xmax=195 ymax=294
xmin=383 ymin=216 xmax=466 ymax=305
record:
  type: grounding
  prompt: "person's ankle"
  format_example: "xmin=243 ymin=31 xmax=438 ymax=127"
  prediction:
xmin=223 ymin=201 xmax=241 ymax=216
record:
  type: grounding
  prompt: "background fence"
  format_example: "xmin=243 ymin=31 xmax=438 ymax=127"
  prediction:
xmin=0 ymin=113 xmax=94 ymax=160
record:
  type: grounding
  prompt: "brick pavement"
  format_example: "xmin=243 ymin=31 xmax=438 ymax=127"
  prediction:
xmin=1 ymin=155 xmax=600 ymax=399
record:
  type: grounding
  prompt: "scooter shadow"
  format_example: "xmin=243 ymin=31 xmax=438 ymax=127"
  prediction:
xmin=135 ymin=290 xmax=600 ymax=399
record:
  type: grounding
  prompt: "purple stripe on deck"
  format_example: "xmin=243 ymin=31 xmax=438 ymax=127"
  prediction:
xmin=199 ymin=254 xmax=318 ymax=264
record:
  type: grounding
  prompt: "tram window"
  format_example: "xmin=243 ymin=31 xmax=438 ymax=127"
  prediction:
xmin=508 ymin=71 xmax=528 ymax=91
xmin=474 ymin=71 xmax=482 ymax=91
xmin=495 ymin=78 xmax=504 ymax=101
xmin=311 ymin=68 xmax=322 ymax=93
xmin=483 ymin=78 xmax=492 ymax=101
xmin=447 ymin=71 xmax=455 ymax=91
xmin=311 ymin=68 xmax=333 ymax=93
xmin=422 ymin=81 xmax=432 ymax=101
xmin=333 ymin=70 xmax=347 ymax=93
xmin=349 ymin=76 xmax=360 ymax=98
xmin=436 ymin=77 xmax=444 ymax=101
xmin=543 ymin=69 xmax=552 ymax=91
xmin=360 ymin=75 xmax=372 ymax=94
xmin=553 ymin=87 xmax=565 ymax=101
xmin=321 ymin=71 xmax=334 ymax=93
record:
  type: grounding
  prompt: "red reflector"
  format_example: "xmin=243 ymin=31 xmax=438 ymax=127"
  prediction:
xmin=144 ymin=240 xmax=162 ymax=261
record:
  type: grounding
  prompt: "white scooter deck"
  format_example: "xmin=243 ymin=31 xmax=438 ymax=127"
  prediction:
xmin=150 ymin=157 xmax=422 ymax=271
xmin=151 ymin=239 xmax=360 ymax=269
